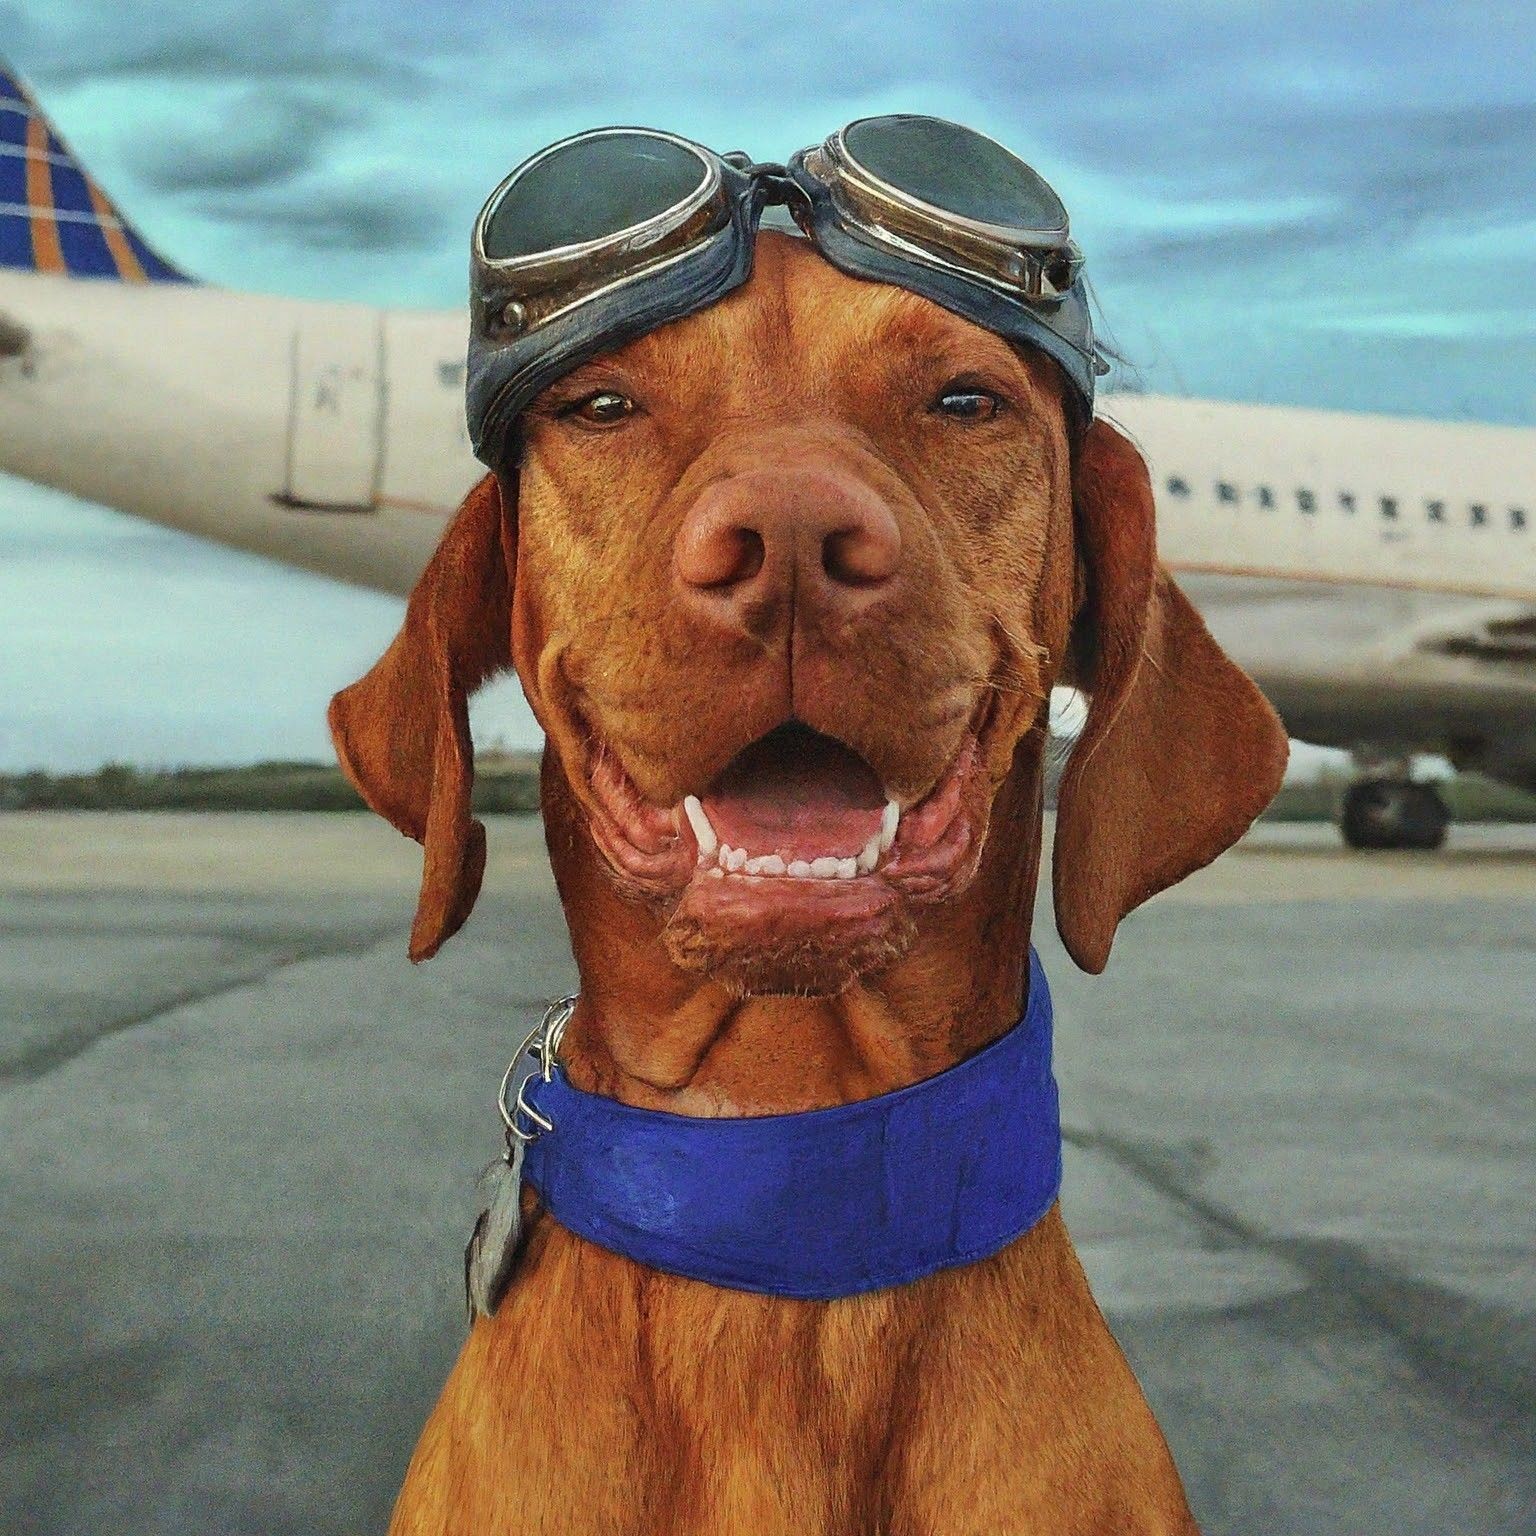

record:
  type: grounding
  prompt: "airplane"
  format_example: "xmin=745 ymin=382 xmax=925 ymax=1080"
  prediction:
xmin=2 ymin=62 xmax=1532 ymax=849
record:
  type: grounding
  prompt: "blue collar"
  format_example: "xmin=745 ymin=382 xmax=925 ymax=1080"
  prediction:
xmin=518 ymin=948 xmax=1061 ymax=1301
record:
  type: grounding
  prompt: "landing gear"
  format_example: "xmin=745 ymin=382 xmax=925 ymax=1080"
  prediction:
xmin=1339 ymin=779 xmax=1450 ymax=850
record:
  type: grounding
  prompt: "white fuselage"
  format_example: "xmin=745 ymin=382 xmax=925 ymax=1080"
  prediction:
xmin=2 ymin=270 xmax=1533 ymax=784
xmin=0 ymin=272 xmax=473 ymax=592
xmin=1103 ymin=393 xmax=1536 ymax=786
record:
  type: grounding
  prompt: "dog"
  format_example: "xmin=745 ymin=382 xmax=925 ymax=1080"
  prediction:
xmin=330 ymin=228 xmax=1288 ymax=1534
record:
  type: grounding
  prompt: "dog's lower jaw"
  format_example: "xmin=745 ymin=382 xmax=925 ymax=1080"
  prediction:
xmin=658 ymin=790 xmax=985 ymax=997
xmin=662 ymin=897 xmax=917 ymax=997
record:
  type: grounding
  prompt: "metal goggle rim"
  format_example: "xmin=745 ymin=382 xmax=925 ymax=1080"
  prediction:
xmin=471 ymin=118 xmax=1085 ymax=338
xmin=472 ymin=127 xmax=736 ymax=338
xmin=803 ymin=119 xmax=1085 ymax=304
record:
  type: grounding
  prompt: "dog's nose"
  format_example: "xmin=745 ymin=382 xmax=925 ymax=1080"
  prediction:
xmin=674 ymin=469 xmax=901 ymax=634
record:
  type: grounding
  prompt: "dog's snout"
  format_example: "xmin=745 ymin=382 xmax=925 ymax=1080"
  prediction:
xmin=674 ymin=469 xmax=901 ymax=635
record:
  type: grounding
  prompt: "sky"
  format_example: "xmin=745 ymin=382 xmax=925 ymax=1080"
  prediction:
xmin=2 ymin=0 xmax=1533 ymax=769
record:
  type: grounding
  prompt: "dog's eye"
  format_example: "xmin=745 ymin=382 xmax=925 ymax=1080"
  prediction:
xmin=932 ymin=385 xmax=1003 ymax=423
xmin=561 ymin=390 xmax=635 ymax=427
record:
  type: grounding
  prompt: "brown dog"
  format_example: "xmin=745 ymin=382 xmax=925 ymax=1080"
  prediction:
xmin=331 ymin=230 xmax=1287 ymax=1534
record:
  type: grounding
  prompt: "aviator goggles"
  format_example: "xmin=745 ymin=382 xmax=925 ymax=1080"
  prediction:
xmin=466 ymin=114 xmax=1103 ymax=467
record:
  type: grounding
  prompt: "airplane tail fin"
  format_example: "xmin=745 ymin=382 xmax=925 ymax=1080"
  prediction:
xmin=1 ymin=60 xmax=189 ymax=282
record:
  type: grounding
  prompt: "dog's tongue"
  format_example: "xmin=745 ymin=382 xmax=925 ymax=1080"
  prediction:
xmin=700 ymin=724 xmax=886 ymax=861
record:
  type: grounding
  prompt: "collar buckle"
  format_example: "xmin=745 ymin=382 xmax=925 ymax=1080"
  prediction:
xmin=497 ymin=995 xmax=576 ymax=1145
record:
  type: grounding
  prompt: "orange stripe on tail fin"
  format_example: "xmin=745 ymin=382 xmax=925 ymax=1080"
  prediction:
xmin=23 ymin=111 xmax=64 ymax=274
xmin=86 ymin=176 xmax=146 ymax=282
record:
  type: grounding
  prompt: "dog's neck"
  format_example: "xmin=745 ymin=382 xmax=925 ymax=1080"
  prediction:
xmin=541 ymin=732 xmax=1047 ymax=1117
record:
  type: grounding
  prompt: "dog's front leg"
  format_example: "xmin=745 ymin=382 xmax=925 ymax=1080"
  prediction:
xmin=388 ymin=1231 xmax=664 ymax=1536
xmin=879 ymin=1214 xmax=1201 ymax=1536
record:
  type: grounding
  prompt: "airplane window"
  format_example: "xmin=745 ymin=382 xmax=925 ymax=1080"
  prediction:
xmin=1470 ymin=503 xmax=1488 ymax=527
xmin=1513 ymin=508 xmax=1529 ymax=531
xmin=1379 ymin=496 xmax=1399 ymax=519
xmin=1216 ymin=481 xmax=1239 ymax=503
xmin=1165 ymin=476 xmax=1190 ymax=497
xmin=1256 ymin=486 xmax=1275 ymax=508
xmin=1339 ymin=492 xmax=1357 ymax=512
xmin=1426 ymin=499 xmax=1446 ymax=523
xmin=1297 ymin=489 xmax=1316 ymax=513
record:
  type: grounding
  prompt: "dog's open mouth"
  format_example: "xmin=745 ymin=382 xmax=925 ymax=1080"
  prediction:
xmin=683 ymin=723 xmax=897 ymax=883
xmin=584 ymin=715 xmax=988 ymax=939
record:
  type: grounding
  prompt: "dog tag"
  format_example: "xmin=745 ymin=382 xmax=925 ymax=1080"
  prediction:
xmin=464 ymin=1138 xmax=527 ymax=1320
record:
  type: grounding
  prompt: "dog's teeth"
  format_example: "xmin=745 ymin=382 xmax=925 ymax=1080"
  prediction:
xmin=879 ymin=799 xmax=900 ymax=852
xmin=715 ymin=845 xmax=882 ymax=880
xmin=682 ymin=795 xmax=717 ymax=860
xmin=706 ymin=865 xmax=724 ymax=879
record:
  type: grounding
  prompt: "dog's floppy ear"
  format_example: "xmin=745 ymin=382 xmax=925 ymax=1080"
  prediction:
xmin=1053 ymin=418 xmax=1288 ymax=973
xmin=329 ymin=473 xmax=515 ymax=962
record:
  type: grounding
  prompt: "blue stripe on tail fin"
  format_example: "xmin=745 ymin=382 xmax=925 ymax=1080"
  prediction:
xmin=0 ymin=61 xmax=190 ymax=282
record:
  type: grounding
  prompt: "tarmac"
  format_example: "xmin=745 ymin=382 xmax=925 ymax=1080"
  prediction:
xmin=1 ymin=811 xmax=1533 ymax=1535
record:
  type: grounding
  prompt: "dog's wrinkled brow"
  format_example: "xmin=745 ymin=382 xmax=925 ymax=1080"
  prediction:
xmin=852 ymin=290 xmax=1042 ymax=380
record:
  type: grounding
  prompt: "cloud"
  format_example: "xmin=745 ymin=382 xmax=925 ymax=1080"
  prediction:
xmin=14 ymin=2 xmax=429 ymax=92
xmin=1088 ymin=98 xmax=1536 ymax=221
xmin=1112 ymin=216 xmax=1347 ymax=279
xmin=1290 ymin=301 xmax=1536 ymax=342
xmin=211 ymin=175 xmax=451 ymax=252
xmin=1067 ymin=94 xmax=1536 ymax=319
xmin=123 ymin=89 xmax=357 ymax=193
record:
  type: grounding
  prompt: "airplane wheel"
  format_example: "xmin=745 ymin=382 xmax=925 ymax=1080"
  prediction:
xmin=1340 ymin=780 xmax=1450 ymax=850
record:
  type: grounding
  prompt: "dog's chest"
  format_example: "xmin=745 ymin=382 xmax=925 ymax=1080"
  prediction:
xmin=392 ymin=1220 xmax=1197 ymax=1536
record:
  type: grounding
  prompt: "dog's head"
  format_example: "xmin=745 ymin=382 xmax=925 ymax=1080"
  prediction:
xmin=331 ymin=234 xmax=1286 ymax=994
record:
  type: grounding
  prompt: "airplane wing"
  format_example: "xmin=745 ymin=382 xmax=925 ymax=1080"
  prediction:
xmin=1421 ymin=608 xmax=1536 ymax=666
xmin=1183 ymin=573 xmax=1536 ymax=794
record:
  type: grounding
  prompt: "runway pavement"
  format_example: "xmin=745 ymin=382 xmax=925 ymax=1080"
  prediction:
xmin=2 ymin=812 xmax=1533 ymax=1535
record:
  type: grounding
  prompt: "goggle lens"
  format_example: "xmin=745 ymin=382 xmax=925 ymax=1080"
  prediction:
xmin=842 ymin=116 xmax=1067 ymax=235
xmin=482 ymin=131 xmax=712 ymax=261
